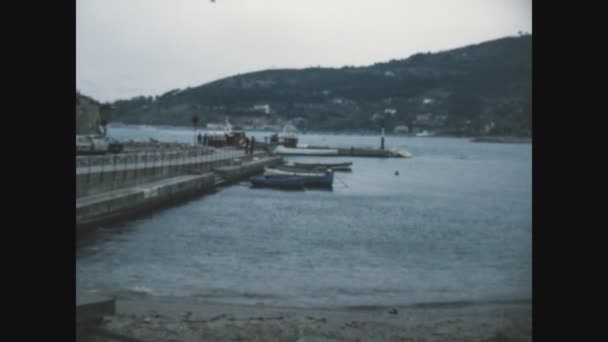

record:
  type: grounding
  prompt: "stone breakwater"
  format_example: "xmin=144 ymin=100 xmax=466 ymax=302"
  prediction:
xmin=76 ymin=153 xmax=282 ymax=229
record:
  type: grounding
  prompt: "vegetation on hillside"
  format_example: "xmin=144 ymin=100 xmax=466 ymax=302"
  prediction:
xmin=109 ymin=35 xmax=531 ymax=136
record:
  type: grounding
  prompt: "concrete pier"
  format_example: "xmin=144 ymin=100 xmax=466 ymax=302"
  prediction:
xmin=214 ymin=156 xmax=282 ymax=184
xmin=258 ymin=142 xmax=412 ymax=158
xmin=76 ymin=155 xmax=282 ymax=229
xmin=76 ymin=173 xmax=216 ymax=228
xmin=336 ymin=147 xmax=410 ymax=158
xmin=276 ymin=147 xmax=411 ymax=158
xmin=76 ymin=147 xmax=250 ymax=198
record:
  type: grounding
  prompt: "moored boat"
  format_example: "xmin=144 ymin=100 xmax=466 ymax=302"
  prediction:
xmin=293 ymin=162 xmax=352 ymax=171
xmin=273 ymin=165 xmax=328 ymax=174
xmin=264 ymin=167 xmax=334 ymax=187
xmin=250 ymin=175 xmax=305 ymax=189
xmin=264 ymin=167 xmax=325 ymax=177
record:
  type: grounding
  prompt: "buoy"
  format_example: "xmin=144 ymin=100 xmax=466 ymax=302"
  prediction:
xmin=395 ymin=171 xmax=399 ymax=176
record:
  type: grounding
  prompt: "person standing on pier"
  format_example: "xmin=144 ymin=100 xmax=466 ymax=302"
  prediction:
xmin=197 ymin=133 xmax=202 ymax=144
xmin=250 ymin=136 xmax=255 ymax=154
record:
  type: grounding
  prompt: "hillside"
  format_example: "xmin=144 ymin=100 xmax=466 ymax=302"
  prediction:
xmin=109 ymin=35 xmax=531 ymax=136
xmin=76 ymin=92 xmax=102 ymax=135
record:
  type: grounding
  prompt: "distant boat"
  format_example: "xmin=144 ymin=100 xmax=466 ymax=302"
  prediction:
xmin=416 ymin=130 xmax=433 ymax=137
xmin=250 ymin=175 xmax=305 ymax=189
xmin=390 ymin=149 xmax=413 ymax=158
xmin=273 ymin=145 xmax=339 ymax=156
xmin=293 ymin=162 xmax=352 ymax=171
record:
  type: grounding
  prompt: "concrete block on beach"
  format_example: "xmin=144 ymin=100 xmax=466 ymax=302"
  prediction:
xmin=76 ymin=294 xmax=115 ymax=323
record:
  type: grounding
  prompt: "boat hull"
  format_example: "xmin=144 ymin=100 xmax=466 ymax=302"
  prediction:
xmin=273 ymin=165 xmax=328 ymax=174
xmin=250 ymin=175 xmax=305 ymax=189
xmin=293 ymin=162 xmax=352 ymax=171
xmin=265 ymin=167 xmax=325 ymax=177
xmin=264 ymin=168 xmax=334 ymax=187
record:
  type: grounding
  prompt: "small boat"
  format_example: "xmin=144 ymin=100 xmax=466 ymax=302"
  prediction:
xmin=264 ymin=167 xmax=325 ymax=177
xmin=250 ymin=175 xmax=305 ymax=189
xmin=415 ymin=130 xmax=433 ymax=137
xmin=293 ymin=162 xmax=352 ymax=171
xmin=264 ymin=167 xmax=334 ymax=187
xmin=390 ymin=149 xmax=413 ymax=158
xmin=273 ymin=165 xmax=328 ymax=174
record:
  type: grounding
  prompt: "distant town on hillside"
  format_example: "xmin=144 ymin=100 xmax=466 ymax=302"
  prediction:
xmin=91 ymin=34 xmax=531 ymax=137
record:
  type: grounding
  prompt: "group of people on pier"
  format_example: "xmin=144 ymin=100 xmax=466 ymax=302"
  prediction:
xmin=197 ymin=132 xmax=255 ymax=154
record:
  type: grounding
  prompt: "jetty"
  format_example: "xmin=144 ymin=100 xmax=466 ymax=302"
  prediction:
xmin=76 ymin=145 xmax=281 ymax=231
xmin=259 ymin=143 xmax=412 ymax=158
xmin=76 ymin=136 xmax=410 ymax=232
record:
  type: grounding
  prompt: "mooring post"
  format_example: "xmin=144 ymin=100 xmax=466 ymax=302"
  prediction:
xmin=380 ymin=117 xmax=385 ymax=150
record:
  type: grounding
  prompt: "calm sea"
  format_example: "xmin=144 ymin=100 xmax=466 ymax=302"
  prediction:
xmin=77 ymin=125 xmax=532 ymax=309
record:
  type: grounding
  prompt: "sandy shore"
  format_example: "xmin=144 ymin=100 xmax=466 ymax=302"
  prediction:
xmin=90 ymin=297 xmax=531 ymax=342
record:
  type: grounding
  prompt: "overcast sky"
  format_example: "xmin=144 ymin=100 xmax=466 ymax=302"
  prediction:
xmin=77 ymin=0 xmax=532 ymax=102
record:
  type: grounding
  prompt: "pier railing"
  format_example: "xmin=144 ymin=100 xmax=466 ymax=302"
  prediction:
xmin=76 ymin=147 xmax=265 ymax=198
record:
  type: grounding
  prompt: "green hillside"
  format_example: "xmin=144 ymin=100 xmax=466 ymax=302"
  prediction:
xmin=109 ymin=34 xmax=531 ymax=136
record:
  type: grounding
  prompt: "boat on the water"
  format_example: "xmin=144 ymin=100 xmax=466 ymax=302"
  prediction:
xmin=264 ymin=167 xmax=325 ymax=177
xmin=272 ymin=145 xmax=339 ymax=156
xmin=415 ymin=130 xmax=433 ymax=137
xmin=264 ymin=167 xmax=334 ymax=187
xmin=273 ymin=165 xmax=328 ymax=174
xmin=390 ymin=149 xmax=413 ymax=158
xmin=293 ymin=162 xmax=352 ymax=171
xmin=250 ymin=175 xmax=305 ymax=189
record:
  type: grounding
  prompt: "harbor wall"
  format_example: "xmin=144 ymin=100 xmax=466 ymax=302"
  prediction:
xmin=76 ymin=148 xmax=255 ymax=198
xmin=214 ymin=157 xmax=283 ymax=183
xmin=76 ymin=173 xmax=216 ymax=228
xmin=76 ymin=156 xmax=283 ymax=229
xmin=76 ymin=159 xmax=230 ymax=198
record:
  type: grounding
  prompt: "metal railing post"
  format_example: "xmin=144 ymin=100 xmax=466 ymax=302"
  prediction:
xmin=100 ymin=157 xmax=104 ymax=184
xmin=87 ymin=157 xmax=91 ymax=187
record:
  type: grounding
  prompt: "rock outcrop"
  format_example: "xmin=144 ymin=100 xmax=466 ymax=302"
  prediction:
xmin=76 ymin=92 xmax=102 ymax=135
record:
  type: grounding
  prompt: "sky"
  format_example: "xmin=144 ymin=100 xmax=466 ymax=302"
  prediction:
xmin=77 ymin=0 xmax=532 ymax=103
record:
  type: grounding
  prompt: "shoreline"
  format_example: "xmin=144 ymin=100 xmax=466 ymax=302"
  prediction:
xmin=108 ymin=123 xmax=531 ymax=141
xmin=95 ymin=296 xmax=532 ymax=341
xmin=470 ymin=137 xmax=532 ymax=144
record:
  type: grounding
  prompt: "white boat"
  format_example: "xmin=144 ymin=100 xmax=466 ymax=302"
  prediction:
xmin=273 ymin=145 xmax=339 ymax=156
xmin=391 ymin=149 xmax=413 ymax=158
xmin=415 ymin=130 xmax=433 ymax=137
xmin=263 ymin=167 xmax=334 ymax=187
